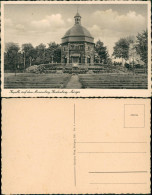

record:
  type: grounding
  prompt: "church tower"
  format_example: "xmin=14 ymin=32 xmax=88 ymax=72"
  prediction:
xmin=74 ymin=12 xmax=81 ymax=25
xmin=61 ymin=12 xmax=94 ymax=65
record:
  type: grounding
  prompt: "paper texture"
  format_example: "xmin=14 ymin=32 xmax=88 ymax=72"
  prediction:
xmin=2 ymin=98 xmax=151 ymax=194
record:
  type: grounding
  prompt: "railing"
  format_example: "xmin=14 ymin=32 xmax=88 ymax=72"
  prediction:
xmin=7 ymin=63 xmax=146 ymax=75
xmin=40 ymin=63 xmax=103 ymax=67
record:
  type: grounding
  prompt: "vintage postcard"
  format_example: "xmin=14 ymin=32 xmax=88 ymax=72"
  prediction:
xmin=0 ymin=1 xmax=151 ymax=97
xmin=2 ymin=98 xmax=151 ymax=194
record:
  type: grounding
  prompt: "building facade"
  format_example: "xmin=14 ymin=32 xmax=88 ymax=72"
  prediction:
xmin=61 ymin=12 xmax=94 ymax=65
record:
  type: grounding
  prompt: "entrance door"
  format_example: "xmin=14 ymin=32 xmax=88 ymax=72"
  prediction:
xmin=72 ymin=57 xmax=79 ymax=64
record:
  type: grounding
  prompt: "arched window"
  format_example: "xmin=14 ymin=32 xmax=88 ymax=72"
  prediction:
xmin=87 ymin=56 xmax=91 ymax=64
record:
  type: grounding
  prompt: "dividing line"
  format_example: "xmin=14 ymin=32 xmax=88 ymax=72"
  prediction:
xmin=74 ymin=103 xmax=75 ymax=125
xmin=73 ymin=103 xmax=76 ymax=186
xmin=89 ymin=171 xmax=147 ymax=174
xmin=77 ymin=142 xmax=147 ymax=144
xmin=74 ymin=164 xmax=76 ymax=186
xmin=90 ymin=183 xmax=147 ymax=185
xmin=78 ymin=152 xmax=146 ymax=154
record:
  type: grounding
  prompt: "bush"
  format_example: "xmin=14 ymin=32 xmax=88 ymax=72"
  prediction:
xmin=134 ymin=64 xmax=142 ymax=69
xmin=125 ymin=63 xmax=131 ymax=69
xmin=26 ymin=65 xmax=39 ymax=73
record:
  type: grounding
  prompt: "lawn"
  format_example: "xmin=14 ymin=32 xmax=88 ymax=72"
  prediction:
xmin=4 ymin=73 xmax=71 ymax=89
xmin=4 ymin=72 xmax=148 ymax=89
xmin=79 ymin=73 xmax=148 ymax=89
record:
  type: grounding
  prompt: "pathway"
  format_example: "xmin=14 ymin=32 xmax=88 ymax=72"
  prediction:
xmin=66 ymin=74 xmax=82 ymax=89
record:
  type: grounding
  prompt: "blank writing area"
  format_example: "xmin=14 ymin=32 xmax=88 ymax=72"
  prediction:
xmin=2 ymin=99 xmax=74 ymax=194
xmin=2 ymin=99 xmax=150 ymax=194
xmin=75 ymin=99 xmax=150 ymax=194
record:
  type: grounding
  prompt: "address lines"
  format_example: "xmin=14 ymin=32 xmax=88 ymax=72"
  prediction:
xmin=77 ymin=141 xmax=148 ymax=185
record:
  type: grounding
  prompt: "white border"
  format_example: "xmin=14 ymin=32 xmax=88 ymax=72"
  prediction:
xmin=1 ymin=1 xmax=151 ymax=97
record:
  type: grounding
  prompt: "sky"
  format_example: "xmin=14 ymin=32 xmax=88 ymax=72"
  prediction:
xmin=4 ymin=3 xmax=148 ymax=55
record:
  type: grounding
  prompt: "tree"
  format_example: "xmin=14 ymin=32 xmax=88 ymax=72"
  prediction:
xmin=47 ymin=42 xmax=61 ymax=63
xmin=126 ymin=36 xmax=136 ymax=66
xmin=135 ymin=30 xmax=148 ymax=65
xmin=22 ymin=43 xmax=36 ymax=68
xmin=35 ymin=43 xmax=46 ymax=65
xmin=4 ymin=42 xmax=20 ymax=72
xmin=112 ymin=38 xmax=130 ymax=66
xmin=95 ymin=40 xmax=109 ymax=64
xmin=53 ymin=46 xmax=61 ymax=63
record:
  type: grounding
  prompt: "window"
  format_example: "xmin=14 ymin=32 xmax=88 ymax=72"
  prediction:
xmin=71 ymin=45 xmax=74 ymax=50
xmin=75 ymin=45 xmax=79 ymax=50
xmin=64 ymin=57 xmax=67 ymax=63
xmin=80 ymin=45 xmax=83 ymax=50
xmin=87 ymin=57 xmax=91 ymax=64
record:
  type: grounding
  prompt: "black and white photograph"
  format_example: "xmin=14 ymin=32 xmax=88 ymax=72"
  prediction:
xmin=1 ymin=1 xmax=151 ymax=97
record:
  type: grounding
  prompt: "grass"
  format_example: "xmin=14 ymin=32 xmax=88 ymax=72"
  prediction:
xmin=4 ymin=73 xmax=71 ymax=89
xmin=79 ymin=73 xmax=148 ymax=89
xmin=4 ymin=72 xmax=148 ymax=89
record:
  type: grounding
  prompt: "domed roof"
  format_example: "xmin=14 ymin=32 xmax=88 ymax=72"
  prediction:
xmin=62 ymin=12 xmax=94 ymax=44
xmin=64 ymin=24 xmax=93 ymax=38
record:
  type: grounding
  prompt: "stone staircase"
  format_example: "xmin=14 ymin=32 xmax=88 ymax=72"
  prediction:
xmin=4 ymin=73 xmax=71 ymax=89
xmin=79 ymin=73 xmax=148 ymax=89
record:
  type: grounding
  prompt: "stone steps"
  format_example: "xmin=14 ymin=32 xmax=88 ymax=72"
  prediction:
xmin=4 ymin=74 xmax=71 ymax=89
xmin=4 ymin=73 xmax=148 ymax=89
xmin=79 ymin=74 xmax=148 ymax=89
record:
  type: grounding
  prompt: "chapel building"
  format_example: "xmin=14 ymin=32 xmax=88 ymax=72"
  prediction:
xmin=61 ymin=12 xmax=94 ymax=65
